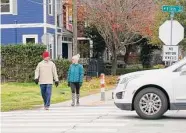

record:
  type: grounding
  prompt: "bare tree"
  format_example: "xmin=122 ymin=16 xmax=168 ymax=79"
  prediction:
xmin=81 ymin=0 xmax=156 ymax=75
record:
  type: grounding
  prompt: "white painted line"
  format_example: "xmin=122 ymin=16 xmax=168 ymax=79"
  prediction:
xmin=2 ymin=123 xmax=76 ymax=127
xmin=2 ymin=119 xmax=88 ymax=122
xmin=94 ymin=119 xmax=130 ymax=122
xmin=70 ymin=128 xmax=118 ymax=133
xmin=2 ymin=119 xmax=130 ymax=123
xmin=2 ymin=128 xmax=68 ymax=133
xmin=2 ymin=123 xmax=127 ymax=128
xmin=77 ymin=123 xmax=126 ymax=127
xmin=2 ymin=113 xmax=107 ymax=116
xmin=2 ymin=116 xmax=97 ymax=119
xmin=2 ymin=112 xmax=126 ymax=118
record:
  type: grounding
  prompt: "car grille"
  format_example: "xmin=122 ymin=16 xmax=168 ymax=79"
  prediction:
xmin=116 ymin=92 xmax=123 ymax=99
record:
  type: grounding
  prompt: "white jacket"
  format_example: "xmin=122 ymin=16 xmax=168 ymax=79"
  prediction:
xmin=35 ymin=60 xmax=59 ymax=84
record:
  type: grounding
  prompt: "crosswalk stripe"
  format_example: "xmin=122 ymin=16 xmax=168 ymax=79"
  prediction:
xmin=2 ymin=108 xmax=119 ymax=114
xmin=2 ymin=119 xmax=89 ymax=122
xmin=1 ymin=128 xmax=69 ymax=133
xmin=77 ymin=123 xmax=127 ymax=127
xmin=94 ymin=119 xmax=130 ymax=122
xmin=2 ymin=123 xmax=76 ymax=127
xmin=2 ymin=116 xmax=99 ymax=119
xmin=2 ymin=119 xmax=130 ymax=123
xmin=2 ymin=115 xmax=128 ymax=120
xmin=2 ymin=112 xmax=126 ymax=117
xmin=2 ymin=110 xmax=121 ymax=115
xmin=68 ymin=128 xmax=118 ymax=133
xmin=2 ymin=123 xmax=127 ymax=128
xmin=1 ymin=128 xmax=118 ymax=133
xmin=1 ymin=112 xmax=116 ymax=117
xmin=2 ymin=100 xmax=132 ymax=133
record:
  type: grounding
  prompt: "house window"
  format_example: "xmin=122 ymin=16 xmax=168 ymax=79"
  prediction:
xmin=0 ymin=0 xmax=12 ymax=13
xmin=47 ymin=44 xmax=53 ymax=59
xmin=48 ymin=0 xmax=53 ymax=16
xmin=23 ymin=35 xmax=38 ymax=44
xmin=26 ymin=38 xmax=35 ymax=43
xmin=64 ymin=37 xmax=67 ymax=41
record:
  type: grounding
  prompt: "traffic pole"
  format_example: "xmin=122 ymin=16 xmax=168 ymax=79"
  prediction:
xmin=72 ymin=0 xmax=78 ymax=55
xmin=100 ymin=73 xmax=105 ymax=101
xmin=170 ymin=11 xmax=174 ymax=66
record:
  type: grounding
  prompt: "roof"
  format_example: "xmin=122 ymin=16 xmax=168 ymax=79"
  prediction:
xmin=63 ymin=28 xmax=73 ymax=37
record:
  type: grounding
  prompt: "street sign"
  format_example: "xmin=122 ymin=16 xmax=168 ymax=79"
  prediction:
xmin=41 ymin=33 xmax=54 ymax=45
xmin=163 ymin=45 xmax=179 ymax=62
xmin=159 ymin=20 xmax=184 ymax=46
xmin=162 ymin=5 xmax=183 ymax=13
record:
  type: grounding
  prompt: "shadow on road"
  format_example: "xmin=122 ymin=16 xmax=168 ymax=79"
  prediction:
xmin=161 ymin=115 xmax=186 ymax=120
xmin=118 ymin=115 xmax=186 ymax=120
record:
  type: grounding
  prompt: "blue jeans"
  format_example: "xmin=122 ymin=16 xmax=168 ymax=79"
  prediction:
xmin=40 ymin=84 xmax=52 ymax=107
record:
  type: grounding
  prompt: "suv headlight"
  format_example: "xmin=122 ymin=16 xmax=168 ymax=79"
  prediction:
xmin=120 ymin=74 xmax=143 ymax=89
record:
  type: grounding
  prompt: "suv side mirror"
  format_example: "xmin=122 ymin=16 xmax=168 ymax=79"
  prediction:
xmin=180 ymin=65 xmax=186 ymax=76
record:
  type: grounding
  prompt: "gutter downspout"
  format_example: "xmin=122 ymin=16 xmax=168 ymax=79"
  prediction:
xmin=44 ymin=0 xmax=47 ymax=34
xmin=55 ymin=0 xmax=58 ymax=59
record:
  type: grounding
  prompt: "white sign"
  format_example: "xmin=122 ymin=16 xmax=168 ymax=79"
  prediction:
xmin=163 ymin=46 xmax=179 ymax=61
xmin=41 ymin=33 xmax=54 ymax=45
xmin=159 ymin=20 xmax=184 ymax=45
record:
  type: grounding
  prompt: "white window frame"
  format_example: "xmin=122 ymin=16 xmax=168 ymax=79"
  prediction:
xmin=47 ymin=43 xmax=54 ymax=59
xmin=0 ymin=0 xmax=13 ymax=14
xmin=22 ymin=34 xmax=38 ymax=44
xmin=48 ymin=0 xmax=53 ymax=16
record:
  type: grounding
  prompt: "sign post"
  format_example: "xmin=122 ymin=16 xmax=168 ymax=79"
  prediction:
xmin=159 ymin=5 xmax=184 ymax=66
xmin=170 ymin=12 xmax=174 ymax=65
xmin=100 ymin=73 xmax=105 ymax=101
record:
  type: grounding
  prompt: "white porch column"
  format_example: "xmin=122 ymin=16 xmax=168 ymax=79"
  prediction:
xmin=57 ymin=35 xmax=62 ymax=58
xmin=68 ymin=43 xmax=72 ymax=60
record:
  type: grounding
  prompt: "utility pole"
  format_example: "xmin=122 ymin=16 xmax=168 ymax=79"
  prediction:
xmin=72 ymin=0 xmax=78 ymax=55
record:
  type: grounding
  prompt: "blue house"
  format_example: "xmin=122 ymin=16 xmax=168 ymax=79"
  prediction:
xmin=0 ymin=0 xmax=64 ymax=59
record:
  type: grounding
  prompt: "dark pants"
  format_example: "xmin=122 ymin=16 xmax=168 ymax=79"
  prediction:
xmin=70 ymin=82 xmax=80 ymax=94
xmin=40 ymin=84 xmax=52 ymax=107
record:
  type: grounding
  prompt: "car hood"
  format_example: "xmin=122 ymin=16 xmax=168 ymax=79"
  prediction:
xmin=119 ymin=69 xmax=167 ymax=79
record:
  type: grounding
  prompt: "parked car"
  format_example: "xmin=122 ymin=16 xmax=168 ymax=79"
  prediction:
xmin=114 ymin=57 xmax=186 ymax=119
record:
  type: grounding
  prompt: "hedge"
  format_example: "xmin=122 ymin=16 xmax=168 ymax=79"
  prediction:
xmin=1 ymin=44 xmax=71 ymax=82
xmin=116 ymin=68 xmax=153 ymax=75
xmin=53 ymin=59 xmax=71 ymax=80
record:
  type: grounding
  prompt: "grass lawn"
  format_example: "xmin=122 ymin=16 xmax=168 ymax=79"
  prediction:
xmin=1 ymin=76 xmax=117 ymax=112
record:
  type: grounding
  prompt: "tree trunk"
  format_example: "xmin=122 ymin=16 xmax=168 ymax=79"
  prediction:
xmin=111 ymin=53 xmax=117 ymax=75
xmin=124 ymin=45 xmax=132 ymax=64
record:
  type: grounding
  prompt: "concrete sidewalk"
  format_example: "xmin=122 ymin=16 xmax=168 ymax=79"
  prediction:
xmin=51 ymin=89 xmax=114 ymax=108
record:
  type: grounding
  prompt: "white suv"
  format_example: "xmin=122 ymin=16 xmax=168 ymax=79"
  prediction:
xmin=114 ymin=57 xmax=186 ymax=119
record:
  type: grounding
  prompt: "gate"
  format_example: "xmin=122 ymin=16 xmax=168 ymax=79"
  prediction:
xmin=86 ymin=58 xmax=104 ymax=77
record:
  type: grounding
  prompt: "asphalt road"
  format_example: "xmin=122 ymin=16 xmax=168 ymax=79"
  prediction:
xmin=1 ymin=98 xmax=186 ymax=133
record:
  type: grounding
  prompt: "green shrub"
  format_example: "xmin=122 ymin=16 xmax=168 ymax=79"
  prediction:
xmin=153 ymin=64 xmax=165 ymax=69
xmin=117 ymin=68 xmax=141 ymax=75
xmin=116 ymin=68 xmax=152 ymax=75
xmin=53 ymin=59 xmax=71 ymax=80
xmin=1 ymin=44 xmax=71 ymax=82
xmin=1 ymin=44 xmax=46 ymax=82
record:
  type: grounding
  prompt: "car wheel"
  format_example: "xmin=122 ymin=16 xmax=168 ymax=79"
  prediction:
xmin=134 ymin=88 xmax=168 ymax=119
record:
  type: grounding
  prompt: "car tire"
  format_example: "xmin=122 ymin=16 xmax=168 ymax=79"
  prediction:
xmin=134 ymin=87 xmax=168 ymax=119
